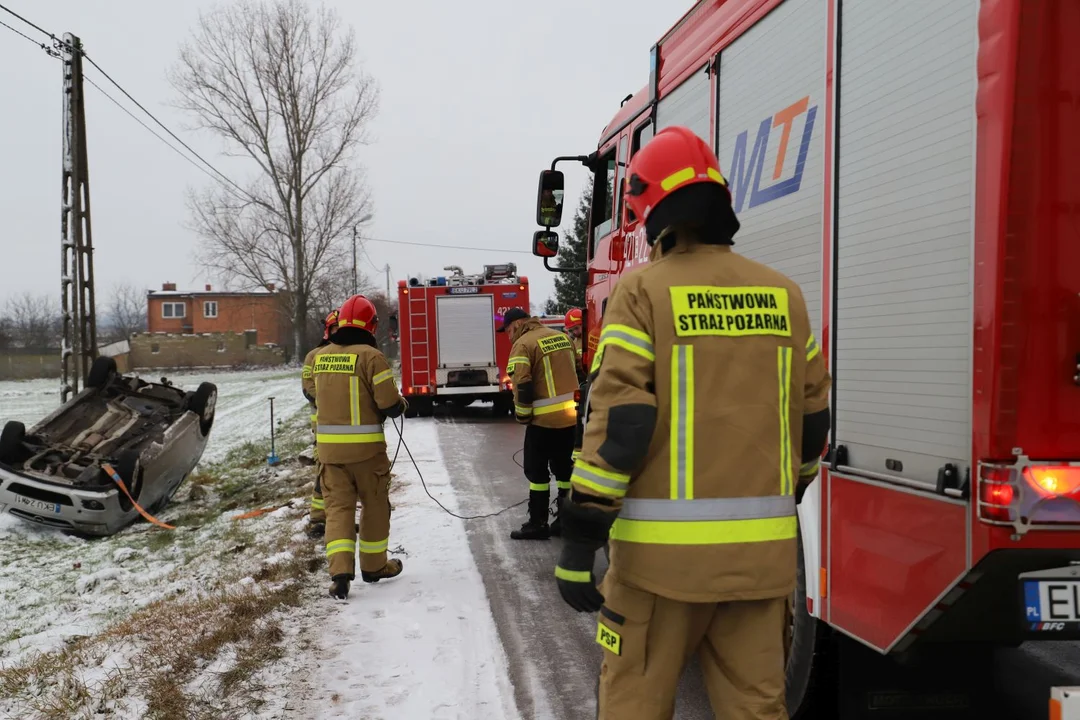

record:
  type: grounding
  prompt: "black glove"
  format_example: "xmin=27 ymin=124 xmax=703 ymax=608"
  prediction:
xmin=555 ymin=494 xmax=617 ymax=613
xmin=556 ymin=542 xmax=604 ymax=612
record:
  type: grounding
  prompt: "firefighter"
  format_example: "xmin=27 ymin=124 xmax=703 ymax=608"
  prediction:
xmin=554 ymin=126 xmax=832 ymax=719
xmin=564 ymin=307 xmax=586 ymax=382
xmin=499 ymin=307 xmax=579 ymax=539
xmin=301 ymin=309 xmax=339 ymax=538
xmin=313 ymin=294 xmax=407 ymax=599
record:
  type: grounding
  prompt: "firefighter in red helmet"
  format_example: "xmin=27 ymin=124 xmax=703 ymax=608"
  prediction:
xmin=313 ymin=294 xmax=407 ymax=599
xmin=554 ymin=126 xmax=832 ymax=718
xmin=301 ymin=309 xmax=339 ymax=537
xmin=564 ymin=307 xmax=586 ymax=382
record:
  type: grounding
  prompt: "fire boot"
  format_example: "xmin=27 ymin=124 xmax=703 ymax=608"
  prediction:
xmin=511 ymin=521 xmax=550 ymax=540
xmin=307 ymin=522 xmax=326 ymax=539
xmin=549 ymin=489 xmax=569 ymax=537
xmin=362 ymin=558 xmax=404 ymax=584
xmin=511 ymin=492 xmax=552 ymax=540
xmin=329 ymin=574 xmax=352 ymax=600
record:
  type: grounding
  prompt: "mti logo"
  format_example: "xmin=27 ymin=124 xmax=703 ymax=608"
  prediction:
xmin=729 ymin=96 xmax=818 ymax=213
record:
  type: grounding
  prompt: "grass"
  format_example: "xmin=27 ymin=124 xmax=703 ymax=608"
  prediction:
xmin=0 ymin=409 xmax=320 ymax=719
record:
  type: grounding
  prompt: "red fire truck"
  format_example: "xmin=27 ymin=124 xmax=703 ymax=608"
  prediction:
xmin=533 ymin=0 xmax=1079 ymax=714
xmin=396 ymin=263 xmax=528 ymax=417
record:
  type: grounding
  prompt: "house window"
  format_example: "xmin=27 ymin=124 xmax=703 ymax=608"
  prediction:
xmin=162 ymin=302 xmax=186 ymax=319
xmin=216 ymin=341 xmax=226 ymax=353
xmin=203 ymin=301 xmax=218 ymax=318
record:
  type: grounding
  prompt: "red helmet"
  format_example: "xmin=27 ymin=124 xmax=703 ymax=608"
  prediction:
xmin=564 ymin=308 xmax=582 ymax=329
xmin=625 ymin=126 xmax=731 ymax=238
xmin=337 ymin=294 xmax=378 ymax=334
xmin=322 ymin=309 xmax=340 ymax=341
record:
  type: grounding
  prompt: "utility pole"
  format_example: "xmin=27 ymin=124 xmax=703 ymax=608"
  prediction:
xmin=350 ymin=225 xmax=358 ymax=296
xmin=60 ymin=33 xmax=98 ymax=403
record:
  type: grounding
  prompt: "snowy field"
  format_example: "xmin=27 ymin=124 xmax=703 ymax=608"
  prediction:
xmin=0 ymin=368 xmax=520 ymax=719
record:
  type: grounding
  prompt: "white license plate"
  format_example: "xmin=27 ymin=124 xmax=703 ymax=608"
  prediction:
xmin=14 ymin=495 xmax=62 ymax=514
xmin=1025 ymin=580 xmax=1080 ymax=623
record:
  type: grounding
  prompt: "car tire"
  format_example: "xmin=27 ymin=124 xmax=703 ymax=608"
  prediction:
xmin=189 ymin=382 xmax=218 ymax=436
xmin=87 ymin=357 xmax=117 ymax=389
xmin=0 ymin=421 xmax=26 ymax=465
xmin=114 ymin=451 xmax=144 ymax=513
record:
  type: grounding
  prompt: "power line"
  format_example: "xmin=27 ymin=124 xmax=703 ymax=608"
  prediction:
xmin=363 ymin=236 xmax=532 ymax=255
xmin=84 ymin=74 xmax=232 ymax=188
xmin=0 ymin=3 xmax=58 ymax=42
xmin=80 ymin=54 xmax=251 ymax=199
xmin=0 ymin=17 xmax=55 ymax=56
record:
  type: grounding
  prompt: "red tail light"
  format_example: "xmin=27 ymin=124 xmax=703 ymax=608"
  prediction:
xmin=1024 ymin=466 xmax=1080 ymax=497
xmin=573 ymin=389 xmax=581 ymax=403
xmin=978 ymin=465 xmax=1015 ymax=522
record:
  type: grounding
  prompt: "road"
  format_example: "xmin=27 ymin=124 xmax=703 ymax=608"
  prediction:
xmin=430 ymin=407 xmax=1080 ymax=719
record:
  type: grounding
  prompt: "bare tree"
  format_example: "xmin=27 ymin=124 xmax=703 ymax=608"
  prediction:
xmin=4 ymin=293 xmax=60 ymax=350
xmin=101 ymin=282 xmax=147 ymax=344
xmin=171 ymin=0 xmax=378 ymax=357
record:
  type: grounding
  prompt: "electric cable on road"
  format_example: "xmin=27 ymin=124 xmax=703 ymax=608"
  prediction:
xmin=388 ymin=415 xmax=528 ymax=521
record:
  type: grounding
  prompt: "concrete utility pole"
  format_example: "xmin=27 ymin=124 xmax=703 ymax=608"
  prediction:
xmin=351 ymin=213 xmax=373 ymax=297
xmin=60 ymin=33 xmax=98 ymax=402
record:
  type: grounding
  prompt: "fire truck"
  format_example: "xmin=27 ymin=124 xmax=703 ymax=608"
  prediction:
xmin=533 ymin=0 xmax=1079 ymax=715
xmin=396 ymin=263 xmax=528 ymax=417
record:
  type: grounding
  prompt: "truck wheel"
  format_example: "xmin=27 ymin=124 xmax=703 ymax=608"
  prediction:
xmin=0 ymin=421 xmax=26 ymax=465
xmin=87 ymin=357 xmax=118 ymax=389
xmin=404 ymin=399 xmax=419 ymax=419
xmin=787 ymin=524 xmax=834 ymax=718
xmin=189 ymin=382 xmax=218 ymax=435
xmin=418 ymin=399 xmax=434 ymax=418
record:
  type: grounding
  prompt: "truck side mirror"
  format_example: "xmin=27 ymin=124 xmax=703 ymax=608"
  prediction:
xmin=532 ymin=230 xmax=559 ymax=258
xmin=536 ymin=170 xmax=565 ymax=228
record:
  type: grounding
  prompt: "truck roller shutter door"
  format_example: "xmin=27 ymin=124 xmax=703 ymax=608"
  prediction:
xmin=834 ymin=0 xmax=978 ymax=487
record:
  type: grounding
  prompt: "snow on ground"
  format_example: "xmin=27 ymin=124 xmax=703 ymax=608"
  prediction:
xmin=308 ymin=417 xmax=521 ymax=720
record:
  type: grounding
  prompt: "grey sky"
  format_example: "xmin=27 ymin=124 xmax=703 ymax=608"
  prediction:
xmin=0 ymin=1 xmax=681 ymax=311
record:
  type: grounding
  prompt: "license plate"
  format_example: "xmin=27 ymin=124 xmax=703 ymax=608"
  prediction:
xmin=14 ymin=495 xmax=62 ymax=514
xmin=1024 ymin=580 xmax=1080 ymax=625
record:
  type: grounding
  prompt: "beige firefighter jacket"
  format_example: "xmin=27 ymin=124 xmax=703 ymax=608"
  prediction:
xmin=313 ymin=342 xmax=402 ymax=464
xmin=573 ymin=232 xmax=831 ymax=603
xmin=508 ymin=318 xmax=579 ymax=429
xmin=302 ymin=345 xmax=320 ymax=432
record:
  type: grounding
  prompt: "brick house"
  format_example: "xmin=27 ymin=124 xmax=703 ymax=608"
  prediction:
xmin=146 ymin=283 xmax=288 ymax=346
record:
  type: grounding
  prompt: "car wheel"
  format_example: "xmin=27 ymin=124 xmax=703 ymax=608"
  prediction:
xmin=114 ymin=452 xmax=144 ymax=513
xmin=189 ymin=382 xmax=218 ymax=435
xmin=86 ymin=356 xmax=118 ymax=389
xmin=0 ymin=421 xmax=26 ymax=465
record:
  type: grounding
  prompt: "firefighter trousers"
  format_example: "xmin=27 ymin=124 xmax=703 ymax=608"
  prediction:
xmin=596 ymin=573 xmax=788 ymax=720
xmin=310 ymin=461 xmax=326 ymax=523
xmin=322 ymin=454 xmax=392 ymax=578
xmin=523 ymin=424 xmax=575 ymax=523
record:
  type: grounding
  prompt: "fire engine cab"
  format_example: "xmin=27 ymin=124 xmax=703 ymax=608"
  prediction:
xmin=397 ymin=263 xmax=528 ymax=417
xmin=533 ymin=0 xmax=1079 ymax=716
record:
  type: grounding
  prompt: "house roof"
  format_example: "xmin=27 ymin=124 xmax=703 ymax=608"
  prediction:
xmin=147 ymin=289 xmax=280 ymax=297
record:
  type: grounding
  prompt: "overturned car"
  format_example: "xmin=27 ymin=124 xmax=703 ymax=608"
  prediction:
xmin=0 ymin=357 xmax=216 ymax=536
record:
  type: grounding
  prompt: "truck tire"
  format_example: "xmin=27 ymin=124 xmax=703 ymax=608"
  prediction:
xmin=418 ymin=399 xmax=434 ymax=418
xmin=404 ymin=399 xmax=419 ymax=419
xmin=786 ymin=523 xmax=835 ymax=718
xmin=189 ymin=382 xmax=218 ymax=436
xmin=87 ymin=356 xmax=117 ymax=389
xmin=0 ymin=421 xmax=26 ymax=465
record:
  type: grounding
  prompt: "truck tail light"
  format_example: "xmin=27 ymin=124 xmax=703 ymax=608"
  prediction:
xmin=1024 ymin=466 xmax=1080 ymax=498
xmin=574 ymin=389 xmax=581 ymax=404
xmin=978 ymin=465 xmax=1015 ymax=522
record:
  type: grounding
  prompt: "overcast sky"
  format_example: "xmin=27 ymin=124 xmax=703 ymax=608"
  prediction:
xmin=0 ymin=0 xmax=682 ymax=312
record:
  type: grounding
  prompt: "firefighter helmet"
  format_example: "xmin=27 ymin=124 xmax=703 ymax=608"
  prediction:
xmin=322 ymin=309 xmax=340 ymax=341
xmin=564 ymin=308 xmax=582 ymax=330
xmin=337 ymin=294 xmax=378 ymax=334
xmin=624 ymin=126 xmax=735 ymax=244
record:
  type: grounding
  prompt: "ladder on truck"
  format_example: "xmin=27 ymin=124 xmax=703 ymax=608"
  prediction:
xmin=407 ymin=292 xmax=430 ymax=390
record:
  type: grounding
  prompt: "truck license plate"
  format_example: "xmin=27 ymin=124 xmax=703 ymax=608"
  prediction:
xmin=1025 ymin=580 xmax=1080 ymax=626
xmin=15 ymin=495 xmax=62 ymax=514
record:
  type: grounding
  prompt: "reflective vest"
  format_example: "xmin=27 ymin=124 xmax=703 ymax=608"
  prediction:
xmin=573 ymin=236 xmax=831 ymax=603
xmin=508 ymin=318 xmax=579 ymax=429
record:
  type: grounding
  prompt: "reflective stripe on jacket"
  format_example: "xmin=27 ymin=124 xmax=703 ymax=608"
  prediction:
xmin=508 ymin=318 xmax=579 ymax=429
xmin=313 ymin=342 xmax=402 ymax=464
xmin=573 ymin=234 xmax=831 ymax=603
xmin=302 ymin=346 xmax=320 ymax=432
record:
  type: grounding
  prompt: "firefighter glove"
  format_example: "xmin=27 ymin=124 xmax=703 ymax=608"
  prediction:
xmin=556 ymin=542 xmax=604 ymax=613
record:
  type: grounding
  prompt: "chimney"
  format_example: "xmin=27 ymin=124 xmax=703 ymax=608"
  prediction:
xmin=162 ymin=282 xmax=177 ymax=291
xmin=205 ymin=284 xmax=212 ymax=292
xmin=266 ymin=283 xmax=275 ymax=291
